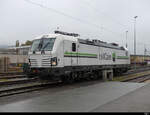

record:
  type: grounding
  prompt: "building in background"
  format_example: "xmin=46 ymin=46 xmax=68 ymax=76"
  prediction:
xmin=130 ymin=55 xmax=150 ymax=65
xmin=0 ymin=46 xmax=31 ymax=73
xmin=8 ymin=45 xmax=31 ymax=55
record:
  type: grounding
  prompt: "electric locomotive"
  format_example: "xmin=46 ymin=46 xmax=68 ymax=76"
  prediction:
xmin=26 ymin=31 xmax=130 ymax=82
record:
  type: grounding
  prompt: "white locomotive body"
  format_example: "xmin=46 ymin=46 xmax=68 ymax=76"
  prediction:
xmin=27 ymin=31 xmax=130 ymax=81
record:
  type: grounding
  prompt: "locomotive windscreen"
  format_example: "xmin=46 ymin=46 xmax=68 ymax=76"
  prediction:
xmin=31 ymin=38 xmax=56 ymax=52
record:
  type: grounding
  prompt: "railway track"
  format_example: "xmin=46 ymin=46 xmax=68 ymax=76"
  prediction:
xmin=0 ymin=72 xmax=24 ymax=76
xmin=120 ymin=66 xmax=150 ymax=76
xmin=114 ymin=66 xmax=150 ymax=82
xmin=122 ymin=74 xmax=150 ymax=83
xmin=0 ymin=66 xmax=150 ymax=97
xmin=0 ymin=77 xmax=39 ymax=86
xmin=0 ymin=75 xmax=27 ymax=80
xmin=0 ymin=74 xmax=60 ymax=97
xmin=0 ymin=78 xmax=60 ymax=97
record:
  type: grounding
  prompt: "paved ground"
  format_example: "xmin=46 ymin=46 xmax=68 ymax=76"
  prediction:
xmin=0 ymin=81 xmax=147 ymax=112
xmin=92 ymin=83 xmax=150 ymax=112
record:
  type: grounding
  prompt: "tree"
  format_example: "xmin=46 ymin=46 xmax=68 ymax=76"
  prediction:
xmin=16 ymin=40 xmax=20 ymax=47
xmin=25 ymin=40 xmax=33 ymax=45
xmin=21 ymin=40 xmax=33 ymax=46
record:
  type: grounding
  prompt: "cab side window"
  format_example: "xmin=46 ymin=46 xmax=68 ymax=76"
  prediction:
xmin=72 ymin=43 xmax=76 ymax=52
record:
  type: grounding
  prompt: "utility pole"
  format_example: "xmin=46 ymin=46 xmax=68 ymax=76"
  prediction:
xmin=144 ymin=44 xmax=146 ymax=55
xmin=126 ymin=31 xmax=128 ymax=48
xmin=144 ymin=44 xmax=147 ymax=65
xmin=134 ymin=16 xmax=138 ymax=70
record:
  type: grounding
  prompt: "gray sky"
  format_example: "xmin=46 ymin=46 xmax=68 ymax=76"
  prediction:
xmin=1 ymin=0 xmax=150 ymax=55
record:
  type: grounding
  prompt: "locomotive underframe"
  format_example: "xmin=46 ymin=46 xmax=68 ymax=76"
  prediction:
xmin=26 ymin=64 xmax=130 ymax=82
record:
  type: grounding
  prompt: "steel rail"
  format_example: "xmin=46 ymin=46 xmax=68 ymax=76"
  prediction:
xmin=122 ymin=74 xmax=150 ymax=83
xmin=0 ymin=77 xmax=39 ymax=86
xmin=0 ymin=75 xmax=27 ymax=80
xmin=0 ymin=81 xmax=60 ymax=97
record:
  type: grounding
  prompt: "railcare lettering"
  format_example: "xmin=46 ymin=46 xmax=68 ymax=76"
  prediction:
xmin=99 ymin=53 xmax=112 ymax=60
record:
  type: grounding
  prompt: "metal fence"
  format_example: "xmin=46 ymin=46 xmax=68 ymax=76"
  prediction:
xmin=0 ymin=57 xmax=9 ymax=73
xmin=0 ymin=55 xmax=28 ymax=74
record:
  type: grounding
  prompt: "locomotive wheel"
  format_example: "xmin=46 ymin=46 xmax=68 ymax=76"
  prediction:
xmin=85 ymin=73 xmax=92 ymax=81
xmin=66 ymin=73 xmax=76 ymax=84
xmin=61 ymin=74 xmax=75 ymax=84
xmin=90 ymin=72 xmax=99 ymax=80
xmin=67 ymin=76 xmax=74 ymax=84
xmin=51 ymin=76 xmax=61 ymax=81
xmin=61 ymin=75 xmax=67 ymax=84
xmin=27 ymin=74 xmax=35 ymax=78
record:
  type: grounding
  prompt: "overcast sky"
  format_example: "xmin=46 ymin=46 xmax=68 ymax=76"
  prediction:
xmin=1 ymin=0 xmax=150 ymax=54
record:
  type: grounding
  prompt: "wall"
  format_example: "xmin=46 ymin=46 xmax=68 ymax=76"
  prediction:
xmin=0 ymin=54 xmax=28 ymax=73
xmin=0 ymin=54 xmax=28 ymax=64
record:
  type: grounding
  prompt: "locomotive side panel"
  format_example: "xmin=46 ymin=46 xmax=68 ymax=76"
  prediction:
xmin=55 ymin=39 xmax=65 ymax=68
xmin=76 ymin=42 xmax=130 ymax=67
xmin=77 ymin=43 xmax=99 ymax=66
xmin=116 ymin=49 xmax=130 ymax=65
xmin=99 ymin=47 xmax=114 ymax=65
xmin=63 ymin=40 xmax=73 ymax=67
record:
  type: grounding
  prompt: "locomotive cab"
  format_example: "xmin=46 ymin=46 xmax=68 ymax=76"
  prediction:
xmin=27 ymin=32 xmax=79 ymax=79
xmin=29 ymin=36 xmax=57 ymax=66
xmin=27 ymin=34 xmax=60 ymax=78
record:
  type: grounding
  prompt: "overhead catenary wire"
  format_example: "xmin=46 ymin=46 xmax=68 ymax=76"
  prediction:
xmin=24 ymin=0 xmax=124 ymax=38
xmin=81 ymin=0 xmax=131 ymax=31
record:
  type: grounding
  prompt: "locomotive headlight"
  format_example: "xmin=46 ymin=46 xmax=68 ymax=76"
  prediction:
xmin=51 ymin=57 xmax=57 ymax=66
xmin=28 ymin=59 xmax=31 ymax=66
xmin=52 ymin=61 xmax=57 ymax=66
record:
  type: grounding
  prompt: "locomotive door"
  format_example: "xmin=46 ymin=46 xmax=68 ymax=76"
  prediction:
xmin=71 ymin=42 xmax=78 ymax=66
xmin=63 ymin=40 xmax=78 ymax=66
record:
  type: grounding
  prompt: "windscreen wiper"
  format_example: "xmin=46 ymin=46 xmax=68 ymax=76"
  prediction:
xmin=42 ymin=42 xmax=50 ymax=50
xmin=38 ymin=38 xmax=44 ymax=51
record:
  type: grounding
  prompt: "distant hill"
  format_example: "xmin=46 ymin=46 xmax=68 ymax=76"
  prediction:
xmin=0 ymin=45 xmax=9 ymax=49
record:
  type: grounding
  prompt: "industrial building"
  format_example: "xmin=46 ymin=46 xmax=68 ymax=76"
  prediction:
xmin=0 ymin=46 xmax=30 ymax=73
xmin=130 ymin=55 xmax=150 ymax=65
